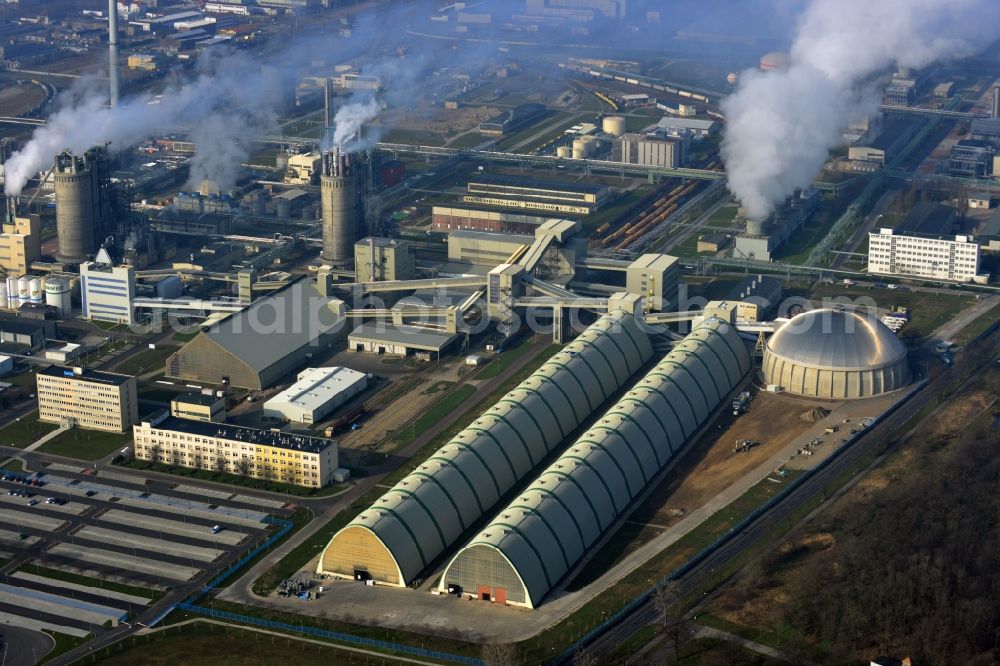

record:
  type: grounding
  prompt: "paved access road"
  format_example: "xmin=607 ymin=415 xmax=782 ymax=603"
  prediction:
xmin=0 ymin=624 xmax=54 ymax=666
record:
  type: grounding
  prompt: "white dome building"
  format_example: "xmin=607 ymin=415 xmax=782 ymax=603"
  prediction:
xmin=762 ymin=309 xmax=909 ymax=399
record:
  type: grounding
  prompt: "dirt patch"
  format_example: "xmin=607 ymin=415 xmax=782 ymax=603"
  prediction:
xmin=632 ymin=390 xmax=839 ymax=528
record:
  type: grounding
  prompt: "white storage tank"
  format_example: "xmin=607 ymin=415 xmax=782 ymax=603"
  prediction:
xmin=5 ymin=277 xmax=16 ymax=309
xmin=602 ymin=115 xmax=625 ymax=137
xmin=17 ymin=276 xmax=30 ymax=304
xmin=29 ymin=278 xmax=43 ymax=304
xmin=45 ymin=278 xmax=72 ymax=315
xmin=0 ymin=280 xmax=7 ymax=310
xmin=556 ymin=145 xmax=571 ymax=158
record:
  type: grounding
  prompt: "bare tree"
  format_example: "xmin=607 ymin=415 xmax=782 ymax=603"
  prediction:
xmin=214 ymin=452 xmax=228 ymax=476
xmin=480 ymin=643 xmax=516 ymax=666
xmin=652 ymin=581 xmax=686 ymax=660
xmin=149 ymin=443 xmax=162 ymax=466
xmin=236 ymin=455 xmax=252 ymax=481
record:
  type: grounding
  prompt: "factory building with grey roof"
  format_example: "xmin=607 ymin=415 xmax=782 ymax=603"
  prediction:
xmin=165 ymin=277 xmax=348 ymax=390
xmin=438 ymin=317 xmax=751 ymax=607
xmin=317 ymin=311 xmax=653 ymax=586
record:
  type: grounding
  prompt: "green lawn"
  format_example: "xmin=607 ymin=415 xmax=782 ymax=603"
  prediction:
xmin=40 ymin=630 xmax=90 ymax=666
xmin=3 ymin=371 xmax=38 ymax=389
xmin=37 ymin=428 xmax=132 ymax=460
xmin=475 ymin=337 xmax=536 ymax=379
xmin=0 ymin=412 xmax=59 ymax=448
xmin=953 ymin=304 xmax=1000 ymax=346
xmin=381 ymin=128 xmax=445 ymax=146
xmin=170 ymin=330 xmax=200 ymax=344
xmin=113 ymin=346 xmax=178 ymax=376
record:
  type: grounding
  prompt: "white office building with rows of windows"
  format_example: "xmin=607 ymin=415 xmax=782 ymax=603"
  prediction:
xmin=868 ymin=228 xmax=984 ymax=282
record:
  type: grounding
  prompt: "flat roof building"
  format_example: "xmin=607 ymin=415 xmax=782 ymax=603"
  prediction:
xmin=170 ymin=392 xmax=226 ymax=423
xmin=263 ymin=367 xmax=367 ymax=424
xmin=479 ymin=103 xmax=547 ymax=135
xmin=725 ymin=274 xmax=783 ymax=322
xmin=134 ymin=415 xmax=338 ymax=488
xmin=37 ymin=366 xmax=138 ymax=433
xmin=347 ymin=323 xmax=459 ymax=359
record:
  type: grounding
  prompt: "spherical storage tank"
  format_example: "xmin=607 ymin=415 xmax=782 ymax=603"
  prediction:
xmin=45 ymin=278 xmax=72 ymax=315
xmin=762 ymin=308 xmax=909 ymax=399
xmin=602 ymin=115 xmax=625 ymax=137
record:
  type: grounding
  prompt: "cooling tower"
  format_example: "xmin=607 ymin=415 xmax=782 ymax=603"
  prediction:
xmin=53 ymin=148 xmax=111 ymax=265
xmin=320 ymin=149 xmax=363 ymax=267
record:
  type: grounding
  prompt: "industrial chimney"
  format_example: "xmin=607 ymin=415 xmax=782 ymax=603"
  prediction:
xmin=320 ymin=148 xmax=363 ymax=267
xmin=53 ymin=148 xmax=112 ymax=265
xmin=992 ymin=87 xmax=999 ymax=120
xmin=108 ymin=0 xmax=119 ymax=107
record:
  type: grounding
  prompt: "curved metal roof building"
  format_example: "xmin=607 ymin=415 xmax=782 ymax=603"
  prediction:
xmin=438 ymin=318 xmax=751 ymax=608
xmin=317 ymin=312 xmax=653 ymax=586
xmin=762 ymin=308 xmax=909 ymax=399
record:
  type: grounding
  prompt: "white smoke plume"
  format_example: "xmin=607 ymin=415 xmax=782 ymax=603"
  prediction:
xmin=331 ymin=97 xmax=385 ymax=151
xmin=721 ymin=0 xmax=1000 ymax=221
xmin=3 ymin=52 xmax=281 ymax=195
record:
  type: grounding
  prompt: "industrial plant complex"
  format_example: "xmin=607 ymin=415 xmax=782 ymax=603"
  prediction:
xmin=0 ymin=1 xmax=997 ymax=665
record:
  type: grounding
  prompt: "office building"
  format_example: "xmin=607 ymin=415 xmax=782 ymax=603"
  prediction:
xmin=37 ymin=366 xmax=138 ymax=433
xmin=133 ymin=415 xmax=338 ymax=488
xmin=262 ymin=367 xmax=367 ymax=424
xmin=868 ymin=204 xmax=982 ymax=282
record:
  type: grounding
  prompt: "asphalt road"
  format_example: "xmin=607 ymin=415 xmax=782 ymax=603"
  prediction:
xmin=0 ymin=625 xmax=54 ymax=666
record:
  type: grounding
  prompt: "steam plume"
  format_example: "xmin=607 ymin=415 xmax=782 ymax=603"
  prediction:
xmin=721 ymin=0 xmax=1000 ymax=221
xmin=3 ymin=52 xmax=280 ymax=195
xmin=331 ymin=97 xmax=385 ymax=150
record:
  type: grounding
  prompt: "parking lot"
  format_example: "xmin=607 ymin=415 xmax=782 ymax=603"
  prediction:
xmin=0 ymin=463 xmax=295 ymax=640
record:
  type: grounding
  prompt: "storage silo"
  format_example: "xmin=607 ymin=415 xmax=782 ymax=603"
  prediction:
xmin=28 ymin=278 xmax=42 ymax=304
xmin=275 ymin=197 xmax=292 ymax=220
xmin=0 ymin=280 xmax=7 ymax=310
xmin=556 ymin=145 xmax=571 ymax=158
xmin=17 ymin=276 xmax=30 ymax=304
xmin=5 ymin=277 xmax=16 ymax=309
xmin=320 ymin=149 xmax=364 ymax=267
xmin=53 ymin=147 xmax=112 ymax=265
xmin=602 ymin=115 xmax=625 ymax=137
xmin=45 ymin=278 xmax=72 ymax=315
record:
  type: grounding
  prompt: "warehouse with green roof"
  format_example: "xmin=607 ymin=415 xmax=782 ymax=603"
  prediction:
xmin=317 ymin=311 xmax=653 ymax=586
xmin=438 ymin=317 xmax=751 ymax=607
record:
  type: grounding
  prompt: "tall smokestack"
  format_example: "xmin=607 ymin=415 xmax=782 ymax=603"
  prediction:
xmin=992 ymin=87 xmax=999 ymax=120
xmin=320 ymin=148 xmax=363 ymax=267
xmin=108 ymin=0 xmax=120 ymax=107
xmin=53 ymin=147 xmax=112 ymax=265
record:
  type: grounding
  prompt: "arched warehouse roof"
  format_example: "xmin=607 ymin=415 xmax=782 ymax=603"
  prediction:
xmin=439 ymin=318 xmax=751 ymax=608
xmin=317 ymin=312 xmax=653 ymax=586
